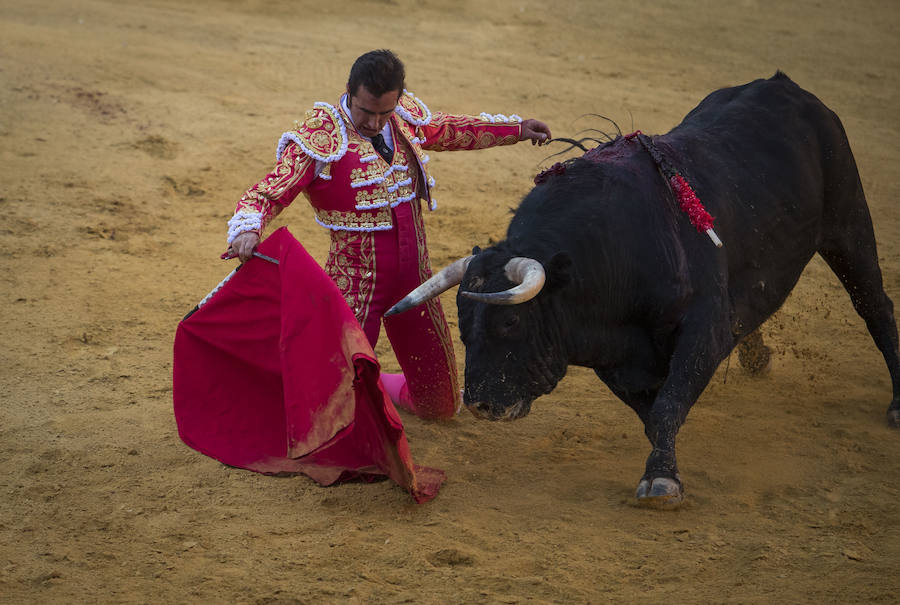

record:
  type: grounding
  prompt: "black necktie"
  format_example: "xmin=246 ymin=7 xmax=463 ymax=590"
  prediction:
xmin=371 ymin=133 xmax=393 ymax=163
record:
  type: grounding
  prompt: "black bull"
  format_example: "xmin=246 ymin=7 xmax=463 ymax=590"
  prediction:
xmin=387 ymin=72 xmax=900 ymax=508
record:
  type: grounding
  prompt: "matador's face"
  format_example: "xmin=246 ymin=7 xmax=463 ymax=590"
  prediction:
xmin=346 ymin=85 xmax=401 ymax=138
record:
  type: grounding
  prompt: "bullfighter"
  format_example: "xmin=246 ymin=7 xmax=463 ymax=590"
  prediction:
xmin=225 ymin=49 xmax=552 ymax=419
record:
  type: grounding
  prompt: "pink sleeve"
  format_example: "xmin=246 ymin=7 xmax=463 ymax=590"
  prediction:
xmin=227 ymin=142 xmax=317 ymax=243
xmin=419 ymin=112 xmax=522 ymax=152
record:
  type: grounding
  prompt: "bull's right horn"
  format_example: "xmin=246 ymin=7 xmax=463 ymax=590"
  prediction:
xmin=460 ymin=257 xmax=545 ymax=305
xmin=385 ymin=255 xmax=474 ymax=316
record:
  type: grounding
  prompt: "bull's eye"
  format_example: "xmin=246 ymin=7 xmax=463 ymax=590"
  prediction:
xmin=498 ymin=313 xmax=520 ymax=335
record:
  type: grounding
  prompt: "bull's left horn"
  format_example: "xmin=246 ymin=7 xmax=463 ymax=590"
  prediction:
xmin=385 ymin=255 xmax=474 ymax=316
xmin=461 ymin=257 xmax=545 ymax=305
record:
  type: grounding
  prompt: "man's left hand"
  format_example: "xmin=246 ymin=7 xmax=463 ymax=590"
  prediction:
xmin=520 ymin=119 xmax=552 ymax=146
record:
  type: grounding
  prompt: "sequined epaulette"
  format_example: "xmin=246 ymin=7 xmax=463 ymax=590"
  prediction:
xmin=394 ymin=90 xmax=432 ymax=126
xmin=276 ymin=102 xmax=348 ymax=164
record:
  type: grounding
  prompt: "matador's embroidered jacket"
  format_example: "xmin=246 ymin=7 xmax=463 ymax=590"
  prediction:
xmin=227 ymin=90 xmax=524 ymax=241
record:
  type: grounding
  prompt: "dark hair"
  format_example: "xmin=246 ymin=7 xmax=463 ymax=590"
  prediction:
xmin=347 ymin=49 xmax=405 ymax=97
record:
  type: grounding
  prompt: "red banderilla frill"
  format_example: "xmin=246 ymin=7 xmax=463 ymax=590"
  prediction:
xmin=627 ymin=130 xmax=722 ymax=247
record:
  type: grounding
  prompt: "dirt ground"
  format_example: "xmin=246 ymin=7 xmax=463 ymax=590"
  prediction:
xmin=2 ymin=0 xmax=899 ymax=602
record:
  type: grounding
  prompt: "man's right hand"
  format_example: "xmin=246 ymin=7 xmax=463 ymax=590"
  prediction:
xmin=231 ymin=231 xmax=260 ymax=262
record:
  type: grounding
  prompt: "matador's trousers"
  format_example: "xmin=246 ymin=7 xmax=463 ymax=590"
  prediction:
xmin=324 ymin=200 xmax=461 ymax=419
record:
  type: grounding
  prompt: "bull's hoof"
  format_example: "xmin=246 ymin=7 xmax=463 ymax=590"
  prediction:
xmin=737 ymin=330 xmax=771 ymax=375
xmin=635 ymin=477 xmax=684 ymax=509
xmin=888 ymin=407 xmax=900 ymax=428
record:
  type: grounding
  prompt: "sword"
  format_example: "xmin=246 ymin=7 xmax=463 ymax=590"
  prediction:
xmin=183 ymin=251 xmax=280 ymax=320
xmin=249 ymin=251 xmax=279 ymax=265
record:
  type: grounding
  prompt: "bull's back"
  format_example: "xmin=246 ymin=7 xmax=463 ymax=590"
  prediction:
xmin=665 ymin=73 xmax=854 ymax=333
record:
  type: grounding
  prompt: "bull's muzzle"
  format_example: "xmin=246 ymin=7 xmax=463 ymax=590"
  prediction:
xmin=465 ymin=398 xmax=532 ymax=421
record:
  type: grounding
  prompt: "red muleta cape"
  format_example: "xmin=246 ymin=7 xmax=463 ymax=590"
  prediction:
xmin=173 ymin=227 xmax=444 ymax=503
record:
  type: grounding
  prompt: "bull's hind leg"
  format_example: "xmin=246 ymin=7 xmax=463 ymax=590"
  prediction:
xmin=737 ymin=329 xmax=772 ymax=375
xmin=818 ymin=205 xmax=900 ymax=427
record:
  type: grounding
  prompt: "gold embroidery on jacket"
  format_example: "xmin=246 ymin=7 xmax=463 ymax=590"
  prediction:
xmin=315 ymin=207 xmax=392 ymax=230
xmin=354 ymin=189 xmax=389 ymax=209
xmin=350 ymin=139 xmax=415 ymax=209
xmin=291 ymin=105 xmax=345 ymax=160
xmin=235 ymin=146 xmax=314 ymax=223
xmin=425 ymin=113 xmax=521 ymax=151
xmin=396 ymin=92 xmax=430 ymax=123
xmin=350 ymin=161 xmax=383 ymax=185
xmin=393 ymin=146 xmax=409 ymax=170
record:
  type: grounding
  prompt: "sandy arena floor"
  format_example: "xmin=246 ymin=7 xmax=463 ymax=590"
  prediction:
xmin=1 ymin=0 xmax=899 ymax=602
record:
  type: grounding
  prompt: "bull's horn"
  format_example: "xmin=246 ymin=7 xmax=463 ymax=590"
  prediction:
xmin=461 ymin=257 xmax=545 ymax=305
xmin=385 ymin=255 xmax=474 ymax=316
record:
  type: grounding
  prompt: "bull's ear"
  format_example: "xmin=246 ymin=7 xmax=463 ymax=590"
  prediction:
xmin=471 ymin=245 xmax=482 ymax=255
xmin=545 ymin=252 xmax=573 ymax=291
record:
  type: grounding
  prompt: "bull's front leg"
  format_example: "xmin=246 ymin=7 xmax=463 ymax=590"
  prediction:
xmin=635 ymin=399 xmax=688 ymax=509
xmin=635 ymin=316 xmax=733 ymax=509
